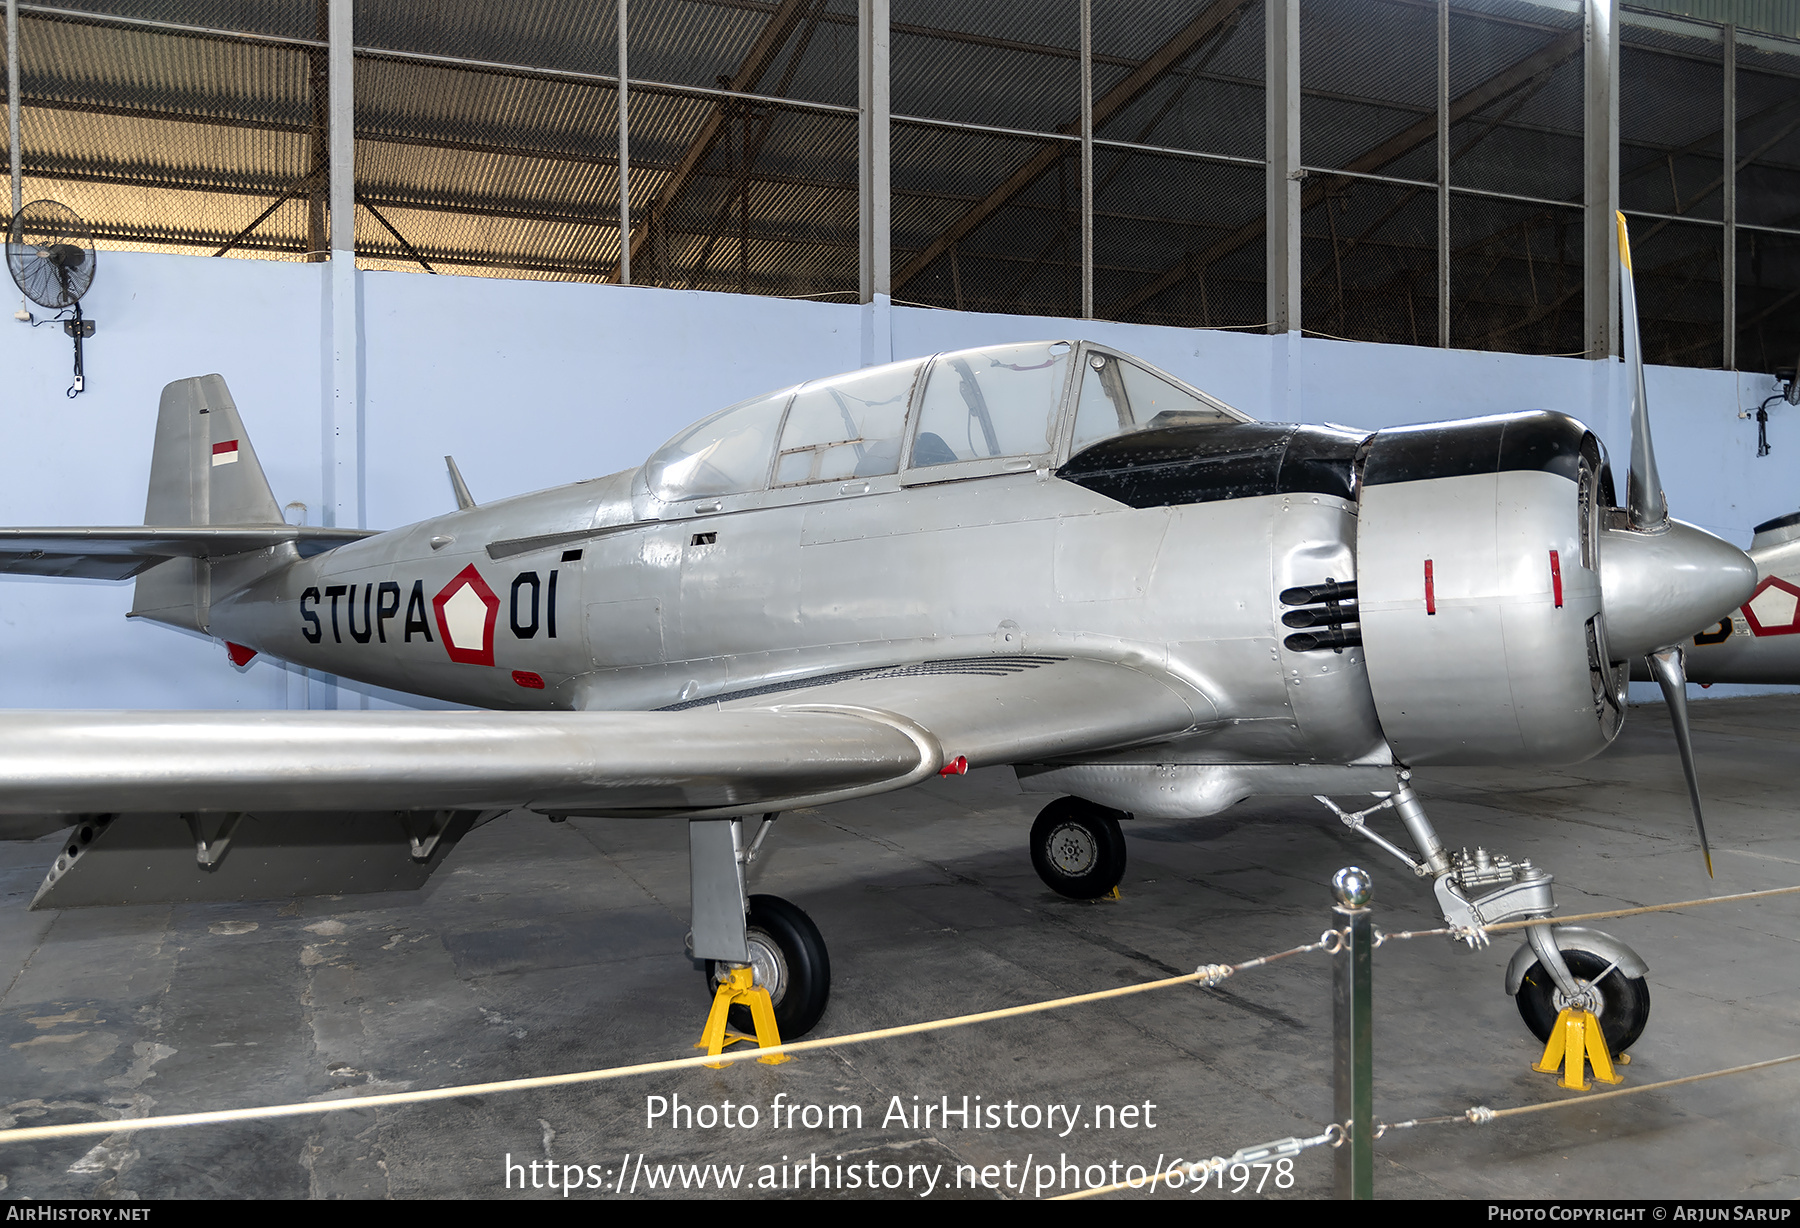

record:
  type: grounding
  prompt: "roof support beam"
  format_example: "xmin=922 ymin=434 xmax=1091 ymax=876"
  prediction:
xmin=1105 ymin=25 xmax=1582 ymax=320
xmin=892 ymin=0 xmax=1252 ymax=295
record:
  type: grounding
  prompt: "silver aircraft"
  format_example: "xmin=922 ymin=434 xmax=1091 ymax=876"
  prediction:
xmin=0 ymin=221 xmax=1759 ymax=1053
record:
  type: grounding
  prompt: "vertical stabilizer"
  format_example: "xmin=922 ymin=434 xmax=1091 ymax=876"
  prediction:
xmin=132 ymin=376 xmax=284 ymax=632
xmin=143 ymin=375 xmax=282 ymax=527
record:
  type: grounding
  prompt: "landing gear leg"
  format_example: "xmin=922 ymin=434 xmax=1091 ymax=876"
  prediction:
xmin=1316 ymin=771 xmax=1651 ymax=1060
xmin=688 ymin=816 xmax=832 ymax=1059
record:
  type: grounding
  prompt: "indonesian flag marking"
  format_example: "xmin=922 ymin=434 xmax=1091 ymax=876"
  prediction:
xmin=211 ymin=440 xmax=240 ymax=466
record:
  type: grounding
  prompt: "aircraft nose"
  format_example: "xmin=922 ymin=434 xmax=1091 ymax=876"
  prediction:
xmin=1599 ymin=519 xmax=1758 ymax=659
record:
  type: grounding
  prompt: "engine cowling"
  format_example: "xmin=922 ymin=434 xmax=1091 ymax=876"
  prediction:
xmin=1355 ymin=411 xmax=1624 ymax=766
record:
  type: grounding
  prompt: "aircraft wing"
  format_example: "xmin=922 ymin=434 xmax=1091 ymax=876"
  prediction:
xmin=0 ymin=526 xmax=378 ymax=579
xmin=0 ymin=656 xmax=1207 ymax=819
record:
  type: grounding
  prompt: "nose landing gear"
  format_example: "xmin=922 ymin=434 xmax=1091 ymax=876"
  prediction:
xmin=1318 ymin=772 xmax=1652 ymax=1068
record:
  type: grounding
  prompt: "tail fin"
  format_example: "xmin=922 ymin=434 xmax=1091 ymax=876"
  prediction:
xmin=143 ymin=375 xmax=282 ymax=527
xmin=132 ymin=376 xmax=284 ymax=632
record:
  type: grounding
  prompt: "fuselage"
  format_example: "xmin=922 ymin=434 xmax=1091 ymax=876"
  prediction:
xmin=210 ymin=458 xmax=1386 ymax=767
xmin=201 ymin=338 xmax=1750 ymax=779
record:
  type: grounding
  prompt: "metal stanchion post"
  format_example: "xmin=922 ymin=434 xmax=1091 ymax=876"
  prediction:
xmin=1332 ymin=866 xmax=1374 ymax=1200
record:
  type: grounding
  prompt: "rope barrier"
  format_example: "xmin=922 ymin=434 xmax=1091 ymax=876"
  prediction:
xmin=1055 ymin=1052 xmax=1800 ymax=1198
xmin=3 ymin=874 xmax=1789 ymax=1199
xmin=0 ymin=935 xmax=1334 ymax=1147
xmin=1377 ymin=1051 xmax=1800 ymax=1134
xmin=1053 ymin=1125 xmax=1342 ymax=1200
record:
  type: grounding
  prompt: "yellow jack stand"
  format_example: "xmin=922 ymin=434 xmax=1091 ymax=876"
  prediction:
xmin=1532 ymin=1007 xmax=1626 ymax=1090
xmin=696 ymin=965 xmax=790 ymax=1068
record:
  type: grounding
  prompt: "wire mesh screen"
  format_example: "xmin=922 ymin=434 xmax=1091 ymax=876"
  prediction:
xmin=8 ymin=8 xmax=319 ymax=261
xmin=1621 ymin=17 xmax=1725 ymax=221
xmin=1094 ymin=0 xmax=1263 ymax=163
xmin=1302 ymin=0 xmax=1437 ymax=182
xmin=889 ymin=121 xmax=1077 ymax=315
xmin=1302 ymin=178 xmax=1439 ymax=346
xmin=353 ymin=52 xmax=622 ymax=279
xmin=1628 ymin=215 xmax=1724 ymax=368
xmin=1448 ymin=1 xmax=1584 ymax=202
xmin=646 ymin=95 xmax=858 ymax=298
xmin=1735 ymin=33 xmax=1800 ymax=232
xmin=1450 ymin=194 xmax=1583 ymax=355
xmin=1096 ymin=155 xmax=1263 ymax=330
xmin=41 ymin=0 xmax=319 ymax=39
xmin=1737 ymin=228 xmax=1800 ymax=375
xmin=890 ymin=0 xmax=1077 ymax=132
xmin=632 ymin=0 xmax=856 ymax=108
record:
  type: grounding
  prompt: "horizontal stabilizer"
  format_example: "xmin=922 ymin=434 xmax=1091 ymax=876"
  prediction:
xmin=0 ymin=526 xmax=377 ymax=580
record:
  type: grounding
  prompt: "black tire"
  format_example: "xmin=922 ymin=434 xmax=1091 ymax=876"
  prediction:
xmin=703 ymin=895 xmax=831 ymax=1039
xmin=1515 ymin=947 xmax=1651 ymax=1055
xmin=1029 ymin=797 xmax=1128 ymax=900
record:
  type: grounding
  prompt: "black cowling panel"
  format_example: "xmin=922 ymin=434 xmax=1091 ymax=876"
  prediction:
xmin=1361 ymin=410 xmax=1590 ymax=487
xmin=1056 ymin=423 xmax=1365 ymax=509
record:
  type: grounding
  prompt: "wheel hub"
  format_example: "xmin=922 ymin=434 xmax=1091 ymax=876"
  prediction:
xmin=717 ymin=928 xmax=788 ymax=1007
xmin=1046 ymin=822 xmax=1099 ymax=876
xmin=1551 ymin=980 xmax=1603 ymax=1016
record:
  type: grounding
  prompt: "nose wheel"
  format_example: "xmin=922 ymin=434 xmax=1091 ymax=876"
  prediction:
xmin=1514 ymin=944 xmax=1651 ymax=1056
xmin=1029 ymin=797 xmax=1128 ymax=899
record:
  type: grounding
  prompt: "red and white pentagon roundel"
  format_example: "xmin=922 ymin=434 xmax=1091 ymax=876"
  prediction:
xmin=432 ymin=564 xmax=500 ymax=665
xmin=1741 ymin=576 xmax=1800 ymax=637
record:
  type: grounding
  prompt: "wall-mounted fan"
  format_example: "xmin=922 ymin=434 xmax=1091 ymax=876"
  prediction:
xmin=8 ymin=199 xmax=98 ymax=397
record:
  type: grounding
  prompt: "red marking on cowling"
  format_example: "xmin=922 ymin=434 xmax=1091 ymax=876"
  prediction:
xmin=512 ymin=670 xmax=545 ymax=689
xmin=1550 ymin=549 xmax=1563 ymax=608
xmin=1424 ymin=559 xmax=1436 ymax=615
xmin=225 ymin=642 xmax=256 ymax=667
xmin=939 ymin=755 xmax=968 ymax=777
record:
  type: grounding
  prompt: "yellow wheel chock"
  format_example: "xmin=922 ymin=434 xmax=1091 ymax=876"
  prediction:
xmin=1532 ymin=1007 xmax=1625 ymax=1090
xmin=696 ymin=965 xmax=790 ymax=1068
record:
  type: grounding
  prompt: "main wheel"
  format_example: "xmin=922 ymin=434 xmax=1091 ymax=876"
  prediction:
xmin=703 ymin=894 xmax=831 ymax=1039
xmin=1029 ymin=797 xmax=1128 ymax=900
xmin=1515 ymin=947 xmax=1651 ymax=1054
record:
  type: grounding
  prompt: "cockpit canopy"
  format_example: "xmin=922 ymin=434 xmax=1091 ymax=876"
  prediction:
xmin=644 ymin=340 xmax=1246 ymax=504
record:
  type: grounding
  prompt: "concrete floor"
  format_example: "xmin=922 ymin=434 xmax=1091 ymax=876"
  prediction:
xmin=1 ymin=697 xmax=1796 ymax=1200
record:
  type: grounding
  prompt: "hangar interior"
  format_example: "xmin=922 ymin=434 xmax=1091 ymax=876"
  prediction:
xmin=0 ymin=0 xmax=1797 ymax=1203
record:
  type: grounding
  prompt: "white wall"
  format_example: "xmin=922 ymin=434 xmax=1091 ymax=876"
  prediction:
xmin=1 ymin=250 xmax=1791 ymax=708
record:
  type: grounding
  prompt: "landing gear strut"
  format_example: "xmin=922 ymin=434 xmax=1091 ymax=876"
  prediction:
xmin=1029 ymin=797 xmax=1128 ymax=899
xmin=688 ymin=815 xmax=832 ymax=1046
xmin=1318 ymin=771 xmax=1651 ymax=1055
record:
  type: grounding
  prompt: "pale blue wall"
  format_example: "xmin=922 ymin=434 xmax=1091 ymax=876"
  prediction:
xmin=0 ymin=251 xmax=1791 ymax=708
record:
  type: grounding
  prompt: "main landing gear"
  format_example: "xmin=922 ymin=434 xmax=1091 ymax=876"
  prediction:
xmin=1029 ymin=797 xmax=1129 ymax=899
xmin=1317 ymin=771 xmax=1652 ymax=1062
xmin=688 ymin=815 xmax=831 ymax=1056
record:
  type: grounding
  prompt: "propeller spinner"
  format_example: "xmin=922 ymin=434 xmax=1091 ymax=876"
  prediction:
xmin=1597 ymin=212 xmax=1756 ymax=875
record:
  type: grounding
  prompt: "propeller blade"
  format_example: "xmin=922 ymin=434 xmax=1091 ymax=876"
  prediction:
xmin=1645 ymin=645 xmax=1714 ymax=877
xmin=1617 ymin=211 xmax=1668 ymax=534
